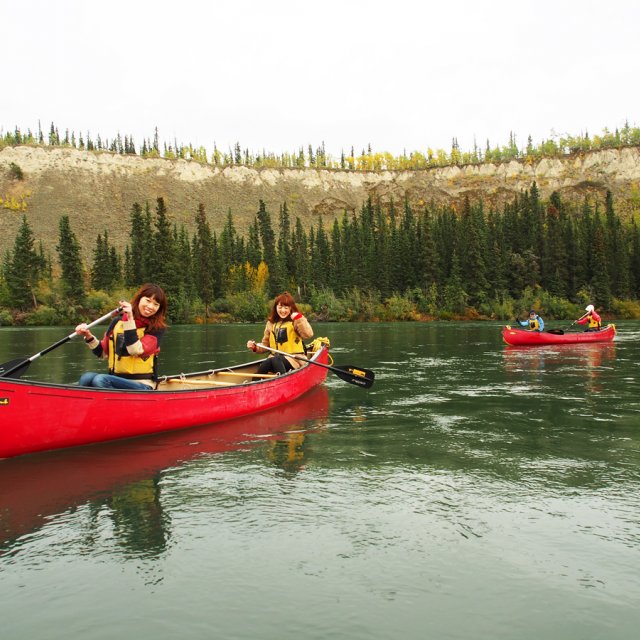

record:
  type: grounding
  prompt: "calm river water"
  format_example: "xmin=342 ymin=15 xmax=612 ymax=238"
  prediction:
xmin=1 ymin=321 xmax=639 ymax=640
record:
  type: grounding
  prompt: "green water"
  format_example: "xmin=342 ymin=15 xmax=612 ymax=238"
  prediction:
xmin=1 ymin=322 xmax=639 ymax=639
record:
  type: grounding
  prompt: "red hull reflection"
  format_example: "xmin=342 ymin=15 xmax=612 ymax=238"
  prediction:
xmin=0 ymin=386 xmax=329 ymax=548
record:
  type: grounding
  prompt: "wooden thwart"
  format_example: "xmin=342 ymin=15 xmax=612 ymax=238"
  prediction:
xmin=217 ymin=371 xmax=277 ymax=379
xmin=165 ymin=378 xmax=236 ymax=387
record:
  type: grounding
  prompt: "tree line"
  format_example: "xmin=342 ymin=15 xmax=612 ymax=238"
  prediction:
xmin=1 ymin=184 xmax=639 ymax=326
xmin=2 ymin=120 xmax=640 ymax=172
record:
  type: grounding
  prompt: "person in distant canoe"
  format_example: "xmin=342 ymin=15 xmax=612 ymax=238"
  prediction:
xmin=74 ymin=283 xmax=168 ymax=389
xmin=576 ymin=304 xmax=602 ymax=332
xmin=516 ymin=309 xmax=544 ymax=332
xmin=246 ymin=291 xmax=313 ymax=375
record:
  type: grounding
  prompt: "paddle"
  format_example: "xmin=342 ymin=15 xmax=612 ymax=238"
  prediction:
xmin=256 ymin=343 xmax=375 ymax=389
xmin=548 ymin=311 xmax=590 ymax=336
xmin=543 ymin=309 xmax=593 ymax=335
xmin=0 ymin=307 xmax=122 ymax=379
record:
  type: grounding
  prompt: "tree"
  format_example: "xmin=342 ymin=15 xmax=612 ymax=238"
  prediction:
xmin=56 ymin=215 xmax=85 ymax=304
xmin=3 ymin=216 xmax=41 ymax=309
xmin=148 ymin=197 xmax=178 ymax=295
xmin=126 ymin=201 xmax=152 ymax=286
xmin=193 ymin=203 xmax=215 ymax=314
xmin=256 ymin=200 xmax=279 ymax=295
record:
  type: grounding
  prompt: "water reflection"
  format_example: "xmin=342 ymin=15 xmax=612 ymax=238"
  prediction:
xmin=503 ymin=343 xmax=616 ymax=389
xmin=0 ymin=386 xmax=329 ymax=554
xmin=266 ymin=431 xmax=310 ymax=475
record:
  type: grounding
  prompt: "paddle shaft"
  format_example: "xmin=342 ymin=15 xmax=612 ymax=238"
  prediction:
xmin=256 ymin=343 xmax=374 ymax=388
xmin=567 ymin=311 xmax=590 ymax=329
xmin=0 ymin=307 xmax=121 ymax=378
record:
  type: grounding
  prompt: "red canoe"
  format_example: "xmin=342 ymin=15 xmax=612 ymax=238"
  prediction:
xmin=501 ymin=324 xmax=616 ymax=346
xmin=0 ymin=346 xmax=329 ymax=459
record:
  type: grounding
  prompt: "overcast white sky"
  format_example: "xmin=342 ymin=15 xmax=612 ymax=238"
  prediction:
xmin=2 ymin=0 xmax=639 ymax=159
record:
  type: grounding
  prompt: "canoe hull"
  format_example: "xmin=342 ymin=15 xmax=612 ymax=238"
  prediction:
xmin=0 ymin=348 xmax=329 ymax=459
xmin=501 ymin=324 xmax=616 ymax=346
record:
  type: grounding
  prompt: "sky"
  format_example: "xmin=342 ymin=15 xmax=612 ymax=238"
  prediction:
xmin=3 ymin=0 xmax=639 ymax=160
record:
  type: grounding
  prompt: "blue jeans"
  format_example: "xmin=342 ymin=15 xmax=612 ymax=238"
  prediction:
xmin=78 ymin=372 xmax=154 ymax=390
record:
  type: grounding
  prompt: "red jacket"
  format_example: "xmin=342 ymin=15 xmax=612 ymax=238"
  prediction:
xmin=577 ymin=310 xmax=601 ymax=328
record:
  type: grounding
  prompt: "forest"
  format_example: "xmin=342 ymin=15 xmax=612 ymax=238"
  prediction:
xmin=1 ymin=183 xmax=639 ymax=326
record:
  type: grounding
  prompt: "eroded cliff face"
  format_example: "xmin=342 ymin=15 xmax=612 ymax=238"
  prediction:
xmin=1 ymin=145 xmax=639 ymax=258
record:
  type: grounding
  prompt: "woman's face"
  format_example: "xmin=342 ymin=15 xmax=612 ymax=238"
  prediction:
xmin=276 ymin=302 xmax=291 ymax=319
xmin=138 ymin=295 xmax=161 ymax=317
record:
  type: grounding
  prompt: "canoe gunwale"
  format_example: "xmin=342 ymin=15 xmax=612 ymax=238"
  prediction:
xmin=1 ymin=348 xmax=323 ymax=394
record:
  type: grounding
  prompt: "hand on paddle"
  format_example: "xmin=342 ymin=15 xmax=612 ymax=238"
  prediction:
xmin=74 ymin=322 xmax=93 ymax=340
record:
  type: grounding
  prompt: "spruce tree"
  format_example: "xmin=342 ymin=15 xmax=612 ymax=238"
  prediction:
xmin=149 ymin=197 xmax=177 ymax=294
xmin=4 ymin=216 xmax=40 ymax=309
xmin=291 ymin=218 xmax=310 ymax=296
xmin=220 ymin=209 xmax=239 ymax=271
xmin=256 ymin=200 xmax=279 ymax=295
xmin=590 ymin=216 xmax=611 ymax=308
xmin=193 ymin=203 xmax=215 ymax=314
xmin=127 ymin=201 xmax=151 ymax=286
xmin=91 ymin=233 xmax=109 ymax=290
xmin=56 ymin=215 xmax=85 ymax=304
xmin=604 ymin=190 xmax=630 ymax=298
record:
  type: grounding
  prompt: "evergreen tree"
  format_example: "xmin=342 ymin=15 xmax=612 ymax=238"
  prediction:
xmin=442 ymin=250 xmax=468 ymax=314
xmin=291 ymin=217 xmax=310 ymax=296
xmin=415 ymin=207 xmax=439 ymax=288
xmin=629 ymin=219 xmax=640 ymax=297
xmin=56 ymin=215 xmax=85 ymax=304
xmin=542 ymin=196 xmax=569 ymax=297
xmin=126 ymin=201 xmax=152 ymax=286
xmin=276 ymin=202 xmax=293 ymax=292
xmin=220 ymin=209 xmax=239 ymax=271
xmin=458 ymin=197 xmax=489 ymax=305
xmin=256 ymin=200 xmax=279 ymax=295
xmin=91 ymin=232 xmax=110 ymax=290
xmin=4 ymin=215 xmax=40 ymax=309
xmin=604 ymin=190 xmax=630 ymax=298
xmin=243 ymin=219 xmax=260 ymax=269
xmin=193 ymin=203 xmax=215 ymax=314
xmin=485 ymin=211 xmax=509 ymax=300
xmin=590 ymin=214 xmax=611 ymax=308
xmin=148 ymin=196 xmax=177 ymax=294
xmin=372 ymin=202 xmax=391 ymax=296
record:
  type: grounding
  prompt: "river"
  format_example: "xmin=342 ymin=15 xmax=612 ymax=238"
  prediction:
xmin=1 ymin=321 xmax=639 ymax=639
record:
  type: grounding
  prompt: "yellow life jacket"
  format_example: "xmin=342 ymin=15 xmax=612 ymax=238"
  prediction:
xmin=528 ymin=317 xmax=540 ymax=330
xmin=587 ymin=314 xmax=601 ymax=329
xmin=108 ymin=320 xmax=156 ymax=379
xmin=268 ymin=320 xmax=305 ymax=355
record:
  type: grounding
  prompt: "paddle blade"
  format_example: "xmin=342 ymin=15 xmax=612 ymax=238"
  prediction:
xmin=0 ymin=358 xmax=30 ymax=379
xmin=333 ymin=365 xmax=375 ymax=389
xmin=546 ymin=329 xmax=565 ymax=335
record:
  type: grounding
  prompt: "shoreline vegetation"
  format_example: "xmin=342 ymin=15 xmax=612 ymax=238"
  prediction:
xmin=2 ymin=184 xmax=640 ymax=326
xmin=2 ymin=120 xmax=640 ymax=326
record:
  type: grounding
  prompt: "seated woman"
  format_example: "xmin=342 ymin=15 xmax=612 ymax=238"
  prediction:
xmin=74 ymin=283 xmax=168 ymax=389
xmin=246 ymin=292 xmax=313 ymax=375
xmin=517 ymin=309 xmax=544 ymax=332
xmin=577 ymin=304 xmax=601 ymax=332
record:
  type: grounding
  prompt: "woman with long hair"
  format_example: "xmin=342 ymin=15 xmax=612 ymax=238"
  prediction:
xmin=74 ymin=283 xmax=168 ymax=389
xmin=247 ymin=291 xmax=313 ymax=375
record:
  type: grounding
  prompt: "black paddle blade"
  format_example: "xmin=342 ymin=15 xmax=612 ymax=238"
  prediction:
xmin=0 ymin=358 xmax=30 ymax=379
xmin=333 ymin=365 xmax=375 ymax=389
xmin=546 ymin=329 xmax=565 ymax=335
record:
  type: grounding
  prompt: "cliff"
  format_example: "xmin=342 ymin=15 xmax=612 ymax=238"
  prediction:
xmin=1 ymin=144 xmax=639 ymax=260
